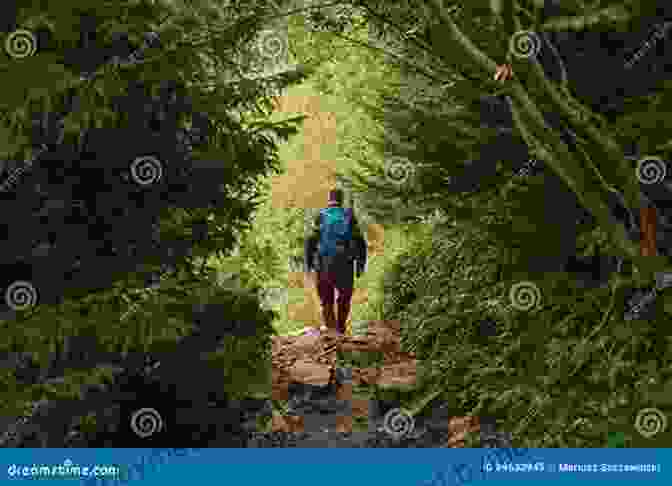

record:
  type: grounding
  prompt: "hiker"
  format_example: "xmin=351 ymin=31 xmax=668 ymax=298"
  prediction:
xmin=304 ymin=189 xmax=367 ymax=335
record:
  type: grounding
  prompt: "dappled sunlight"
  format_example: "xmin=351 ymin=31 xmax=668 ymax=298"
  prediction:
xmin=270 ymin=87 xmax=339 ymax=210
xmin=270 ymin=83 xmax=386 ymax=332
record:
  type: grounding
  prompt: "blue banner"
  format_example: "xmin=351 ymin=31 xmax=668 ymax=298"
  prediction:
xmin=0 ymin=448 xmax=668 ymax=485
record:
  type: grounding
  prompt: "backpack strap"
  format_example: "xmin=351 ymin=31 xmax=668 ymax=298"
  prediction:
xmin=344 ymin=207 xmax=353 ymax=228
xmin=345 ymin=208 xmax=357 ymax=259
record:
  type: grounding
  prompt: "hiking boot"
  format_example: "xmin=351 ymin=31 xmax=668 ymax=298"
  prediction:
xmin=321 ymin=306 xmax=336 ymax=331
xmin=322 ymin=328 xmax=343 ymax=338
xmin=335 ymin=314 xmax=346 ymax=335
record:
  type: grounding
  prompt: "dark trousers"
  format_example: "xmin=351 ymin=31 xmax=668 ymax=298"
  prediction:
xmin=316 ymin=270 xmax=354 ymax=333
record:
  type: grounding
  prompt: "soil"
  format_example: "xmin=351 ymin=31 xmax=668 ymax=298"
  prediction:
xmin=268 ymin=319 xmax=489 ymax=447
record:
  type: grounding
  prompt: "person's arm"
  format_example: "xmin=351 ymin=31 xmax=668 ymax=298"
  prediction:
xmin=350 ymin=211 xmax=367 ymax=274
xmin=304 ymin=212 xmax=321 ymax=272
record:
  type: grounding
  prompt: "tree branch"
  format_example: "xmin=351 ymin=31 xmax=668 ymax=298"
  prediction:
xmin=430 ymin=0 xmax=640 ymax=260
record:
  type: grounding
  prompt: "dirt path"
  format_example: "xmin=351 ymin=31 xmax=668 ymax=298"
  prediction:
xmin=269 ymin=319 xmax=484 ymax=447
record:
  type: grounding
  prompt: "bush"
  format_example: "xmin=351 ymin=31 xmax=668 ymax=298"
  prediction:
xmin=2 ymin=282 xmax=276 ymax=446
xmin=381 ymin=215 xmax=672 ymax=447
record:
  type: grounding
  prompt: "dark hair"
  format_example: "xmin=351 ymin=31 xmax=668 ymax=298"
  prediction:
xmin=328 ymin=188 xmax=344 ymax=204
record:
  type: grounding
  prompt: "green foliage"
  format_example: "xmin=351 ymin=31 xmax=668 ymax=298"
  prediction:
xmin=380 ymin=213 xmax=672 ymax=446
xmin=288 ymin=9 xmax=407 ymax=228
xmin=191 ymin=284 xmax=276 ymax=398
xmin=298 ymin=0 xmax=672 ymax=447
xmin=381 ymin=220 xmax=507 ymax=356
xmin=0 ymin=0 xmax=306 ymax=432
xmin=7 ymin=0 xmax=671 ymax=446
xmin=1 ymin=279 xmax=278 ymax=422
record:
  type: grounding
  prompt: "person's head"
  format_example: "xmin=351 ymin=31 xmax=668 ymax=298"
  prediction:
xmin=328 ymin=188 xmax=344 ymax=206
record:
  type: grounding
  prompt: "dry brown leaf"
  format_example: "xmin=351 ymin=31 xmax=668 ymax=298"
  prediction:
xmin=288 ymin=359 xmax=332 ymax=386
xmin=335 ymin=415 xmax=353 ymax=433
xmin=271 ymin=414 xmax=290 ymax=433
xmin=352 ymin=399 xmax=370 ymax=418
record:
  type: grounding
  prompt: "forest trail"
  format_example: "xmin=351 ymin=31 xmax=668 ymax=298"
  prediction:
xmin=263 ymin=89 xmax=483 ymax=446
xmin=269 ymin=319 xmax=482 ymax=447
xmin=269 ymin=88 xmax=384 ymax=332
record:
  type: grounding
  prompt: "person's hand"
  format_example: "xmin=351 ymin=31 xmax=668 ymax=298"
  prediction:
xmin=304 ymin=271 xmax=317 ymax=287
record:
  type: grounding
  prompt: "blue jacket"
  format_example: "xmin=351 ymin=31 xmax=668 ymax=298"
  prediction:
xmin=304 ymin=206 xmax=367 ymax=274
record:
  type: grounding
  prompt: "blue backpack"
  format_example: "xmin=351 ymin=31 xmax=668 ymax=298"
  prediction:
xmin=318 ymin=207 xmax=353 ymax=260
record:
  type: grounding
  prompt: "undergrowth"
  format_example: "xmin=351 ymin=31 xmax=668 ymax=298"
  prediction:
xmin=379 ymin=216 xmax=672 ymax=447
